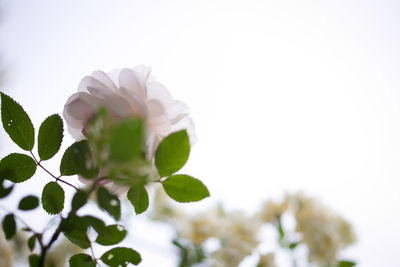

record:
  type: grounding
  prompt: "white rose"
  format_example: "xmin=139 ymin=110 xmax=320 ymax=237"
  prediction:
xmin=63 ymin=65 xmax=196 ymax=159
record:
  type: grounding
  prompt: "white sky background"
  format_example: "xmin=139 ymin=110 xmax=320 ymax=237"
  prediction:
xmin=1 ymin=0 xmax=400 ymax=266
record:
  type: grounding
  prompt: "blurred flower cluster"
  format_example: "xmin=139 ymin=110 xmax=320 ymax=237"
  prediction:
xmin=285 ymin=194 xmax=356 ymax=266
xmin=151 ymin=189 xmax=357 ymax=267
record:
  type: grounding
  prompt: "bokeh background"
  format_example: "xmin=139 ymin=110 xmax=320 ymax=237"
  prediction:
xmin=1 ymin=0 xmax=400 ymax=266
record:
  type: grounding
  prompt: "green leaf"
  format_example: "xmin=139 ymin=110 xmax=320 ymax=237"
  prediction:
xmin=42 ymin=182 xmax=64 ymax=215
xmin=0 ymin=178 xmax=13 ymax=198
xmin=85 ymin=108 xmax=112 ymax=167
xmin=97 ymin=187 xmax=121 ymax=221
xmin=155 ymin=130 xmax=190 ymax=177
xmin=100 ymin=247 xmax=141 ymax=266
xmin=162 ymin=174 xmax=210 ymax=203
xmin=69 ymin=253 xmax=96 ymax=267
xmin=60 ymin=140 xmax=98 ymax=178
xmin=338 ymin=260 xmax=356 ymax=267
xmin=18 ymin=195 xmax=39 ymax=211
xmin=64 ymin=230 xmax=91 ymax=249
xmin=29 ymin=254 xmax=40 ymax=267
xmin=2 ymin=213 xmax=16 ymax=240
xmin=289 ymin=242 xmax=300 ymax=249
xmin=110 ymin=117 xmax=143 ymax=162
xmin=288 ymin=242 xmax=299 ymax=250
xmin=28 ymin=235 xmax=36 ymax=251
xmin=95 ymin=224 xmax=127 ymax=246
xmin=107 ymin=160 xmax=150 ymax=187
xmin=38 ymin=114 xmax=63 ymax=161
xmin=60 ymin=214 xmax=84 ymax=233
xmin=0 ymin=153 xmax=37 ymax=183
xmin=81 ymin=215 xmax=106 ymax=233
xmin=1 ymin=93 xmax=35 ymax=151
xmin=127 ymin=186 xmax=149 ymax=214
xmin=71 ymin=190 xmax=88 ymax=211
xmin=61 ymin=215 xmax=91 ymax=249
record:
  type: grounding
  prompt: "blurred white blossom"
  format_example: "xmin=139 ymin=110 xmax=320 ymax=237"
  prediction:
xmin=257 ymin=199 xmax=289 ymax=223
xmin=210 ymin=211 xmax=261 ymax=267
xmin=177 ymin=207 xmax=221 ymax=245
xmin=287 ymin=193 xmax=356 ymax=266
xmin=151 ymin=190 xmax=356 ymax=267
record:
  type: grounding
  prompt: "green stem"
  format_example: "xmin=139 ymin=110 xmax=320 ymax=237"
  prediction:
xmin=277 ymin=216 xmax=285 ymax=243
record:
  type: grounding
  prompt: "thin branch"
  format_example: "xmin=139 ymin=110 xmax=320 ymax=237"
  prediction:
xmin=29 ymin=151 xmax=79 ymax=190
xmin=88 ymin=238 xmax=102 ymax=267
xmin=39 ymin=222 xmax=63 ymax=267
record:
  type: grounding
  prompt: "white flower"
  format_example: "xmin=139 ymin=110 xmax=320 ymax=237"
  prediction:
xmin=176 ymin=207 xmax=221 ymax=245
xmin=210 ymin=211 xmax=261 ymax=267
xmin=287 ymin=193 xmax=356 ymax=266
xmin=63 ymin=65 xmax=196 ymax=159
xmin=151 ymin=187 xmax=220 ymax=244
xmin=257 ymin=199 xmax=289 ymax=223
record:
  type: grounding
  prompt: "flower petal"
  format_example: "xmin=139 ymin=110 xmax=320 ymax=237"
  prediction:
xmin=119 ymin=68 xmax=146 ymax=100
xmin=146 ymin=81 xmax=174 ymax=107
xmin=119 ymin=87 xmax=148 ymax=117
xmin=91 ymin=70 xmax=117 ymax=91
xmin=78 ymin=76 xmax=115 ymax=97
xmin=147 ymin=99 xmax=171 ymax=135
xmin=106 ymin=68 xmax=122 ymax=87
xmin=167 ymin=100 xmax=190 ymax=124
xmin=102 ymin=93 xmax=136 ymax=118
xmin=133 ymin=64 xmax=152 ymax=88
xmin=65 ymin=123 xmax=86 ymax=140
xmin=64 ymin=92 xmax=103 ymax=121
xmin=63 ymin=92 xmax=104 ymax=140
